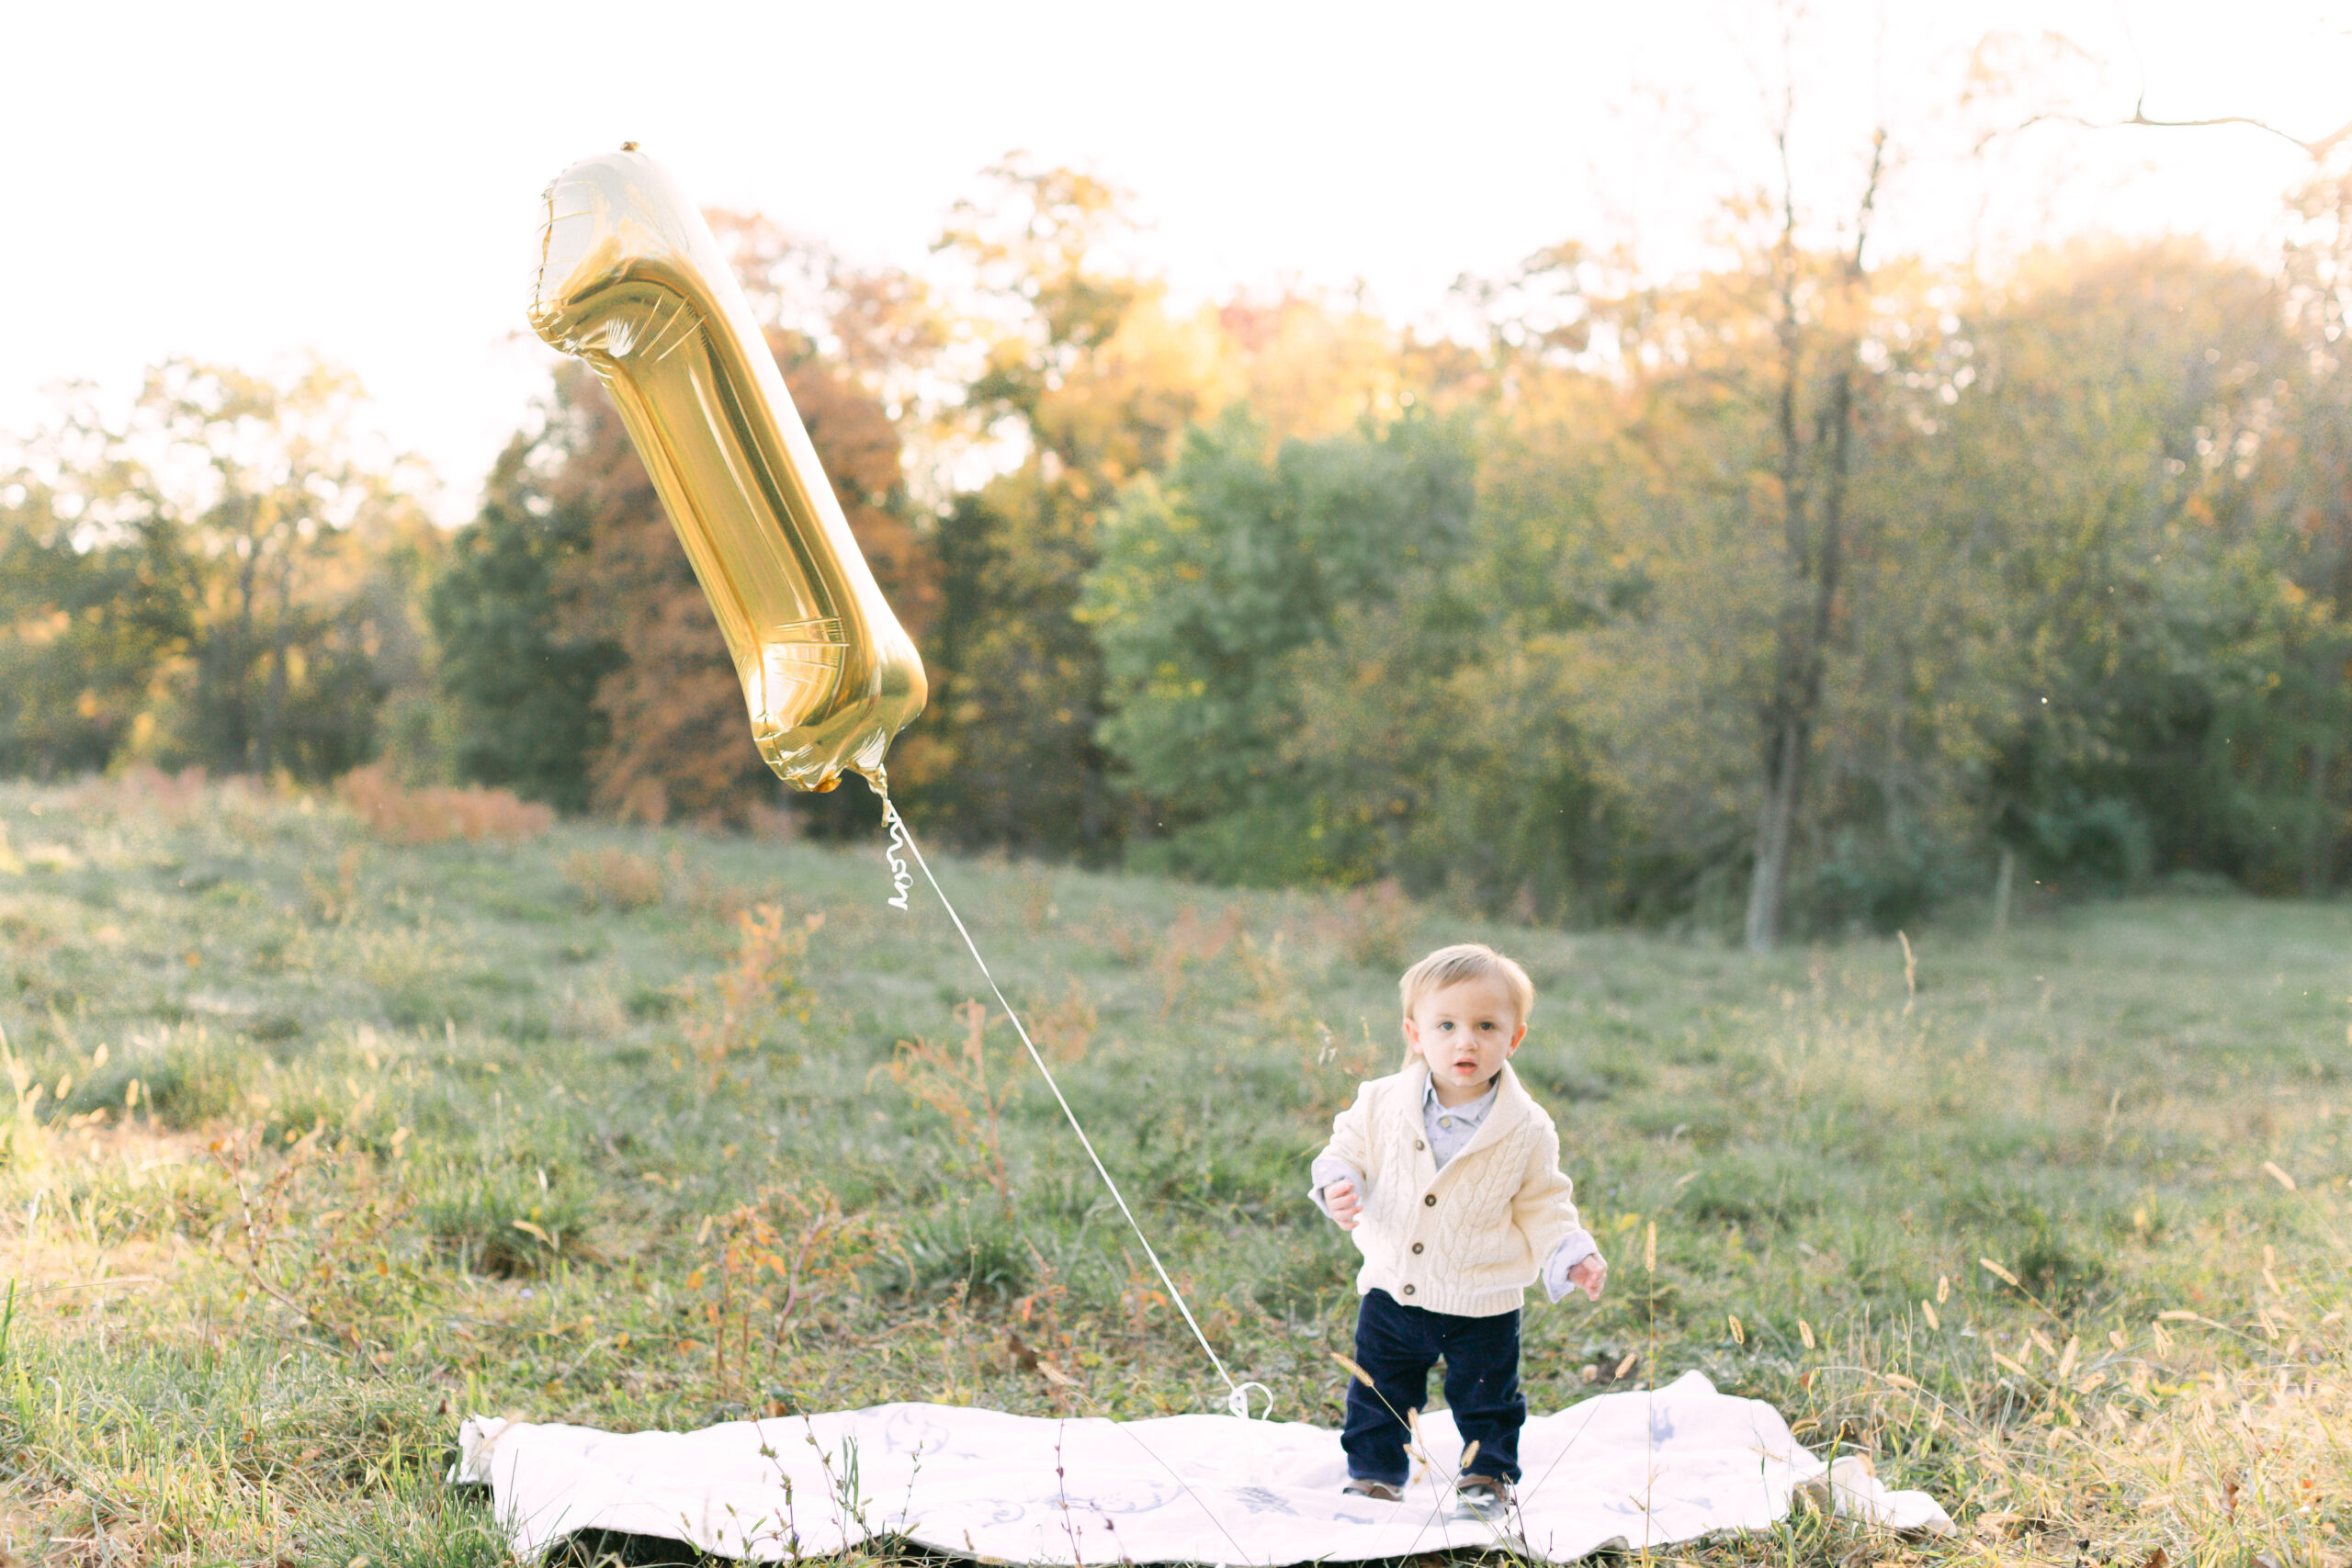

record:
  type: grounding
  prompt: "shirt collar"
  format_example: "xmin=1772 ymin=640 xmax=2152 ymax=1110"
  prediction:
xmin=1423 ymin=1074 xmax=1500 ymax=1119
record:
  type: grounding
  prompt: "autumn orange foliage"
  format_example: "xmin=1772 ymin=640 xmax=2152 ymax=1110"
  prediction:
xmin=553 ymin=344 xmax=933 ymax=826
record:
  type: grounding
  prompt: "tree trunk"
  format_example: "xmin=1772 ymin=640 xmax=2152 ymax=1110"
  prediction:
xmin=1745 ymin=716 xmax=1806 ymax=950
xmin=2304 ymin=729 xmax=2336 ymax=897
xmin=1993 ymin=845 xmax=2016 ymax=932
xmin=232 ymin=538 xmax=260 ymax=773
xmin=1742 ymin=119 xmax=1883 ymax=953
xmin=257 ymin=560 xmax=293 ymax=777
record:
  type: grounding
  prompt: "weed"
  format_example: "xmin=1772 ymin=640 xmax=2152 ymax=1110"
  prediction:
xmin=1325 ymin=877 xmax=1418 ymax=971
xmin=686 ymin=1186 xmax=890 ymax=1405
xmin=878 ymin=1000 xmax=1021 ymax=1222
xmin=1028 ymin=977 xmax=1096 ymax=1065
xmin=1153 ymin=903 xmax=1244 ymax=1018
xmin=340 ymin=765 xmax=554 ymax=845
xmin=1016 ymin=864 xmax=1055 ymax=934
xmin=564 ymin=848 xmax=663 ymax=912
xmin=305 ymin=844 xmax=365 ymax=925
xmin=207 ymin=1122 xmax=414 ymax=1350
xmin=676 ymin=903 xmax=820 ymax=1087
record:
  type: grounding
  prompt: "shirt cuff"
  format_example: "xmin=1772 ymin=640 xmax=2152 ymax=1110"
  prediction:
xmin=1308 ymin=1154 xmax=1367 ymax=1222
xmin=1542 ymin=1230 xmax=1602 ymax=1303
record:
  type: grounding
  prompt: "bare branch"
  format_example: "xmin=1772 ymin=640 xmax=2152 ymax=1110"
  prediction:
xmin=1850 ymin=128 xmax=1889 ymax=277
xmin=1979 ymin=102 xmax=2352 ymax=162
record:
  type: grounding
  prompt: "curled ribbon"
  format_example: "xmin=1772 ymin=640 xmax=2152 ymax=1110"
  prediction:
xmin=881 ymin=801 xmax=914 ymax=912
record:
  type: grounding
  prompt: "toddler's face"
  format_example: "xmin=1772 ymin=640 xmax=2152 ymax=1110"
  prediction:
xmin=1404 ymin=975 xmax=1526 ymax=1094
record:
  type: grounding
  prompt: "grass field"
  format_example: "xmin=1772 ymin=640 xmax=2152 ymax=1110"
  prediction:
xmin=0 ymin=772 xmax=2346 ymax=1566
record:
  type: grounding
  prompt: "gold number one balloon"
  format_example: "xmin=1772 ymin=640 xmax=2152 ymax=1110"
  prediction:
xmin=527 ymin=147 xmax=925 ymax=795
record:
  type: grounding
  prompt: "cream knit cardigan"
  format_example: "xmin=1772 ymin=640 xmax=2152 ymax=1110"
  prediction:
xmin=1323 ymin=1061 xmax=1583 ymax=1318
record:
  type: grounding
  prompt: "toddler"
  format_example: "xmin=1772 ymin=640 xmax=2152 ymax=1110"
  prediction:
xmin=1310 ymin=942 xmax=1606 ymax=1514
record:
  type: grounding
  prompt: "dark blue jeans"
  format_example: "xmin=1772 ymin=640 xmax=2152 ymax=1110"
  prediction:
xmin=1341 ymin=1288 xmax=1524 ymax=1486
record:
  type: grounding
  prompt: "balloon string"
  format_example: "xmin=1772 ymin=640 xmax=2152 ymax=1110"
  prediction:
xmin=878 ymin=797 xmax=1269 ymax=1422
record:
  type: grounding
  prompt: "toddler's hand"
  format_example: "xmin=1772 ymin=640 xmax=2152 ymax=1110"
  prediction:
xmin=1568 ymin=1254 xmax=1607 ymax=1302
xmin=1324 ymin=1179 xmax=1362 ymax=1231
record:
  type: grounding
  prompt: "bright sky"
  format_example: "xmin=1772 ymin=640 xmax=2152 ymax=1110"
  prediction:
xmin=7 ymin=0 xmax=2347 ymax=521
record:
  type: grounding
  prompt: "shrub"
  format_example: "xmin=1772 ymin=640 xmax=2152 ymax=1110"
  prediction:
xmin=337 ymin=765 xmax=552 ymax=846
xmin=677 ymin=904 xmax=820 ymax=1082
xmin=73 ymin=763 xmax=214 ymax=822
xmin=1324 ymin=879 xmax=1419 ymax=971
xmin=562 ymin=848 xmax=662 ymax=912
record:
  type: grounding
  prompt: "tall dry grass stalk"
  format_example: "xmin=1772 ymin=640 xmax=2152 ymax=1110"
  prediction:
xmin=676 ymin=903 xmax=820 ymax=1088
xmin=877 ymin=1000 xmax=1021 ymax=1222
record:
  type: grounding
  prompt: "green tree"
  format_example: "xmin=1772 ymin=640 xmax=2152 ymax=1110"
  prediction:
xmin=428 ymin=378 xmax=620 ymax=813
xmin=0 ymin=460 xmax=193 ymax=776
xmin=1083 ymin=405 xmax=1475 ymax=882
xmin=0 ymin=360 xmax=433 ymax=782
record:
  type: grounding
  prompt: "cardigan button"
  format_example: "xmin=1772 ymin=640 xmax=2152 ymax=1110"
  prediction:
xmin=1411 ymin=1242 xmax=1424 ymax=1255
xmin=1415 ymin=1140 xmax=1425 ymax=1151
xmin=1423 ymin=1194 xmax=1437 ymax=1207
xmin=1401 ymin=1284 xmax=1415 ymax=1296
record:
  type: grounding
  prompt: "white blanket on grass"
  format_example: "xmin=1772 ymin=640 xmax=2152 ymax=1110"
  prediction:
xmin=453 ymin=1371 xmax=1952 ymax=1564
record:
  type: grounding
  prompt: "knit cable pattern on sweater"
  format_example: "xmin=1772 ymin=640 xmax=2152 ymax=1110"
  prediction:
xmin=1322 ymin=1061 xmax=1582 ymax=1317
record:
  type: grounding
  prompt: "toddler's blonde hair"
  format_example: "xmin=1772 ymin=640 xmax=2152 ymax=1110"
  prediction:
xmin=1397 ymin=943 xmax=1535 ymax=1049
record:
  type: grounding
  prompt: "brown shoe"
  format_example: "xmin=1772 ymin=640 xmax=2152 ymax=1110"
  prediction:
xmin=1456 ymin=1473 xmax=1511 ymax=1515
xmin=1341 ymin=1477 xmax=1404 ymax=1502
